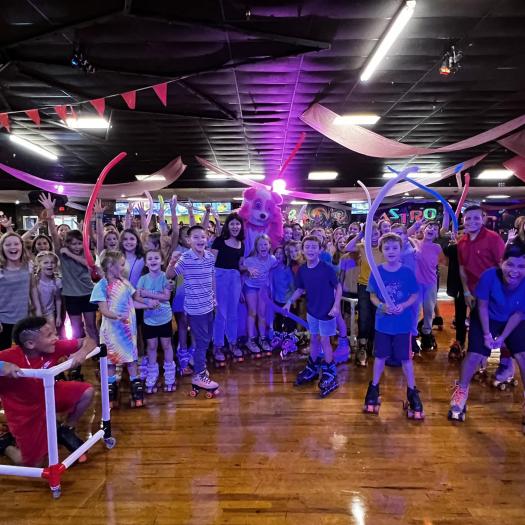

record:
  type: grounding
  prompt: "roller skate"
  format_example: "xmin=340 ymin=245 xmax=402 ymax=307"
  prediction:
xmin=420 ymin=332 xmax=437 ymax=352
xmin=333 ymin=336 xmax=351 ymax=364
xmin=448 ymin=382 xmax=468 ymax=422
xmin=57 ymin=423 xmax=87 ymax=463
xmin=245 ymin=337 xmax=262 ymax=359
xmin=355 ymin=341 xmax=368 ymax=367
xmin=145 ymin=362 xmax=159 ymax=394
xmin=318 ymin=361 xmax=339 ymax=398
xmin=448 ymin=340 xmax=465 ymax=361
xmin=229 ymin=342 xmax=244 ymax=363
xmin=108 ymin=381 xmax=119 ymax=409
xmin=294 ymin=356 xmax=321 ymax=386
xmin=130 ymin=378 xmax=146 ymax=407
xmin=68 ymin=366 xmax=84 ymax=382
xmin=190 ymin=369 xmax=220 ymax=398
xmin=0 ymin=431 xmax=16 ymax=456
xmin=163 ymin=361 xmax=176 ymax=392
xmin=177 ymin=347 xmax=193 ymax=376
xmin=404 ymin=386 xmax=425 ymax=420
xmin=412 ymin=336 xmax=422 ymax=358
xmin=115 ymin=364 xmax=123 ymax=383
xmin=138 ymin=356 xmax=149 ymax=381
xmin=363 ymin=381 xmax=381 ymax=414
xmin=213 ymin=346 xmax=226 ymax=368
xmin=432 ymin=316 xmax=444 ymax=331
xmin=280 ymin=333 xmax=298 ymax=359
xmin=492 ymin=357 xmax=518 ymax=391
xmin=259 ymin=336 xmax=273 ymax=357
xmin=472 ymin=358 xmax=488 ymax=383
xmin=271 ymin=332 xmax=284 ymax=351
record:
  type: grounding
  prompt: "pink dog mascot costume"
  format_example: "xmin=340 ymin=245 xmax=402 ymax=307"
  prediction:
xmin=237 ymin=187 xmax=283 ymax=256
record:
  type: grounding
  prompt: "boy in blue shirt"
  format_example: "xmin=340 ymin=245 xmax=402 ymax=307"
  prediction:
xmin=364 ymin=233 xmax=423 ymax=419
xmin=449 ymin=242 xmax=525 ymax=427
xmin=284 ymin=236 xmax=342 ymax=397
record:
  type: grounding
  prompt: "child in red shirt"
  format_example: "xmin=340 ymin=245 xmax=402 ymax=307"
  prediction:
xmin=0 ymin=317 xmax=95 ymax=467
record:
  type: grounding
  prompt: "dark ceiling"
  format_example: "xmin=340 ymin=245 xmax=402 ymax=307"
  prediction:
xmin=1 ymin=0 xmax=525 ymax=195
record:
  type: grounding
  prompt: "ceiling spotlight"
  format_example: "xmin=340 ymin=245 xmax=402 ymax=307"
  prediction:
xmin=272 ymin=179 xmax=287 ymax=194
xmin=439 ymin=45 xmax=462 ymax=76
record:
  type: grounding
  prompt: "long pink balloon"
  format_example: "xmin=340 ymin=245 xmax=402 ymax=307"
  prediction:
xmin=83 ymin=152 xmax=127 ymax=268
xmin=455 ymin=172 xmax=471 ymax=218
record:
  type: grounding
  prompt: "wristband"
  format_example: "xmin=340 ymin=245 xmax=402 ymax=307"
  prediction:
xmin=464 ymin=291 xmax=471 ymax=297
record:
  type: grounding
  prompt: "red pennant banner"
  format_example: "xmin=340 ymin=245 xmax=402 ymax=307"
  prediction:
xmin=89 ymin=98 xmax=106 ymax=117
xmin=152 ymin=83 xmax=167 ymax=106
xmin=0 ymin=113 xmax=9 ymax=132
xmin=25 ymin=109 xmax=41 ymax=126
xmin=69 ymin=105 xmax=78 ymax=120
xmin=54 ymin=105 xmax=68 ymax=122
xmin=121 ymin=90 xmax=137 ymax=110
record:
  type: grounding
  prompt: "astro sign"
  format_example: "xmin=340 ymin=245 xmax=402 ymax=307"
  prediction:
xmin=381 ymin=206 xmax=439 ymax=225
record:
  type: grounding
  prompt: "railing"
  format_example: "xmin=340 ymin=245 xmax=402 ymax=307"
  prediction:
xmin=0 ymin=344 xmax=115 ymax=498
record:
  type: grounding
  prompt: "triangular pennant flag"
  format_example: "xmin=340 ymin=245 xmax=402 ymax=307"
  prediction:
xmin=69 ymin=105 xmax=78 ymax=120
xmin=121 ymin=90 xmax=136 ymax=110
xmin=54 ymin=105 xmax=68 ymax=122
xmin=89 ymin=98 xmax=105 ymax=117
xmin=0 ymin=113 xmax=10 ymax=132
xmin=152 ymin=83 xmax=167 ymax=106
xmin=25 ymin=109 xmax=41 ymax=126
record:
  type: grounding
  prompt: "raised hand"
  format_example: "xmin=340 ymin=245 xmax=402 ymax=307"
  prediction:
xmin=38 ymin=192 xmax=56 ymax=212
xmin=94 ymin=199 xmax=106 ymax=215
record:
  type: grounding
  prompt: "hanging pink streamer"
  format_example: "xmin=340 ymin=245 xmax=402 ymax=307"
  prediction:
xmin=144 ymin=191 xmax=154 ymax=226
xmin=83 ymin=153 xmax=127 ymax=269
xmin=196 ymin=154 xmax=486 ymax=201
xmin=455 ymin=173 xmax=471 ymax=218
xmin=498 ymin=130 xmax=525 ymax=157
xmin=301 ymin=103 xmax=525 ymax=158
xmin=0 ymin=157 xmax=187 ymax=198
xmin=503 ymin=155 xmax=525 ymax=183
xmin=278 ymin=132 xmax=306 ymax=177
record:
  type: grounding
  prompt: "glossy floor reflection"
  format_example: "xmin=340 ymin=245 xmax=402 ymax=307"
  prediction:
xmin=1 ymin=310 xmax=525 ymax=524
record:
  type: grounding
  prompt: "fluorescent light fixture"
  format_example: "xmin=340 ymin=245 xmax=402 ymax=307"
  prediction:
xmin=477 ymin=169 xmax=513 ymax=180
xmin=126 ymin=197 xmax=149 ymax=202
xmin=135 ymin=175 xmax=166 ymax=182
xmin=383 ymin=171 xmax=437 ymax=179
xmin=308 ymin=171 xmax=338 ymax=181
xmin=413 ymin=196 xmax=423 ymax=199
xmin=120 ymin=194 xmax=126 ymax=198
xmin=334 ymin=114 xmax=380 ymax=126
xmin=360 ymin=0 xmax=417 ymax=82
xmin=346 ymin=200 xmax=365 ymax=204
xmin=65 ymin=117 xmax=109 ymax=129
xmin=9 ymin=135 xmax=58 ymax=161
xmin=232 ymin=197 xmax=244 ymax=201
xmin=486 ymin=194 xmax=510 ymax=199
xmin=291 ymin=200 xmax=308 ymax=205
xmin=206 ymin=173 xmax=265 ymax=181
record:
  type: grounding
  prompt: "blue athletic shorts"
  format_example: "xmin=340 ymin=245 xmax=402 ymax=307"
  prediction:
xmin=374 ymin=331 xmax=412 ymax=361
xmin=307 ymin=313 xmax=336 ymax=337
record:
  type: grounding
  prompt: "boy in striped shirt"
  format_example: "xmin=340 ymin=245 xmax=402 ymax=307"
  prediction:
xmin=167 ymin=225 xmax=219 ymax=395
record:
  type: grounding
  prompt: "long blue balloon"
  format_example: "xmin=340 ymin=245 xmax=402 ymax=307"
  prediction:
xmin=270 ymin=302 xmax=309 ymax=330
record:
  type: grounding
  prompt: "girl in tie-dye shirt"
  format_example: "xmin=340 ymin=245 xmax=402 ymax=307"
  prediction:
xmin=90 ymin=252 xmax=158 ymax=384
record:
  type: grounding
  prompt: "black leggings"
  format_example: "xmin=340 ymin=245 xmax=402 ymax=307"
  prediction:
xmin=454 ymin=292 xmax=467 ymax=346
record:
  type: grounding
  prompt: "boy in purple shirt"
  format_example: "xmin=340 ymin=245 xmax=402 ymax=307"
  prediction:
xmin=284 ymin=236 xmax=342 ymax=398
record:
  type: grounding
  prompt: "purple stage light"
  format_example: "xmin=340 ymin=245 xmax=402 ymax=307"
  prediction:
xmin=272 ymin=178 xmax=287 ymax=194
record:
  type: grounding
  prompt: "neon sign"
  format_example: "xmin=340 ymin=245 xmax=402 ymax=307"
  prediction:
xmin=383 ymin=207 xmax=438 ymax=225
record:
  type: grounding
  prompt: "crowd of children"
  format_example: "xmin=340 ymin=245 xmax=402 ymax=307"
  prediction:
xmin=0 ymin=193 xmax=525 ymax=467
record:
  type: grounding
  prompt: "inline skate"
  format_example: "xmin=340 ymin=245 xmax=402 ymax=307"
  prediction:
xmin=333 ymin=336 xmax=351 ymax=364
xmin=245 ymin=337 xmax=262 ymax=359
xmin=363 ymin=381 xmax=381 ymax=414
xmin=279 ymin=333 xmax=298 ymax=359
xmin=492 ymin=357 xmax=518 ymax=391
xmin=213 ymin=346 xmax=226 ymax=368
xmin=163 ymin=361 xmax=176 ymax=392
xmin=229 ymin=342 xmax=244 ymax=363
xmin=448 ymin=340 xmax=465 ymax=361
xmin=145 ymin=362 xmax=159 ymax=394
xmin=294 ymin=356 xmax=321 ymax=386
xmin=190 ymin=369 xmax=220 ymax=398
xmin=57 ymin=423 xmax=87 ymax=463
xmin=130 ymin=378 xmax=146 ymax=407
xmin=318 ymin=361 xmax=339 ymax=398
xmin=108 ymin=381 xmax=119 ymax=409
xmin=403 ymin=386 xmax=425 ymax=420
xmin=420 ymin=332 xmax=437 ymax=352
xmin=448 ymin=382 xmax=468 ymax=422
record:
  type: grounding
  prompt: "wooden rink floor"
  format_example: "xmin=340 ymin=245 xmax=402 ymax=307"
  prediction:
xmin=2 ymin=302 xmax=525 ymax=525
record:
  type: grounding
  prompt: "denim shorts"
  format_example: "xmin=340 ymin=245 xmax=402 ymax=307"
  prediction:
xmin=307 ymin=313 xmax=336 ymax=337
xmin=374 ymin=331 xmax=412 ymax=361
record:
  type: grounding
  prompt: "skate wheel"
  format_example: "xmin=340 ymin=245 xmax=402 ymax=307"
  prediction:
xmin=104 ymin=437 xmax=117 ymax=449
xmin=189 ymin=389 xmax=198 ymax=398
xmin=499 ymin=383 xmax=507 ymax=391
xmin=77 ymin=453 xmax=88 ymax=464
xmin=512 ymin=379 xmax=518 ymax=387
xmin=205 ymin=391 xmax=214 ymax=399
